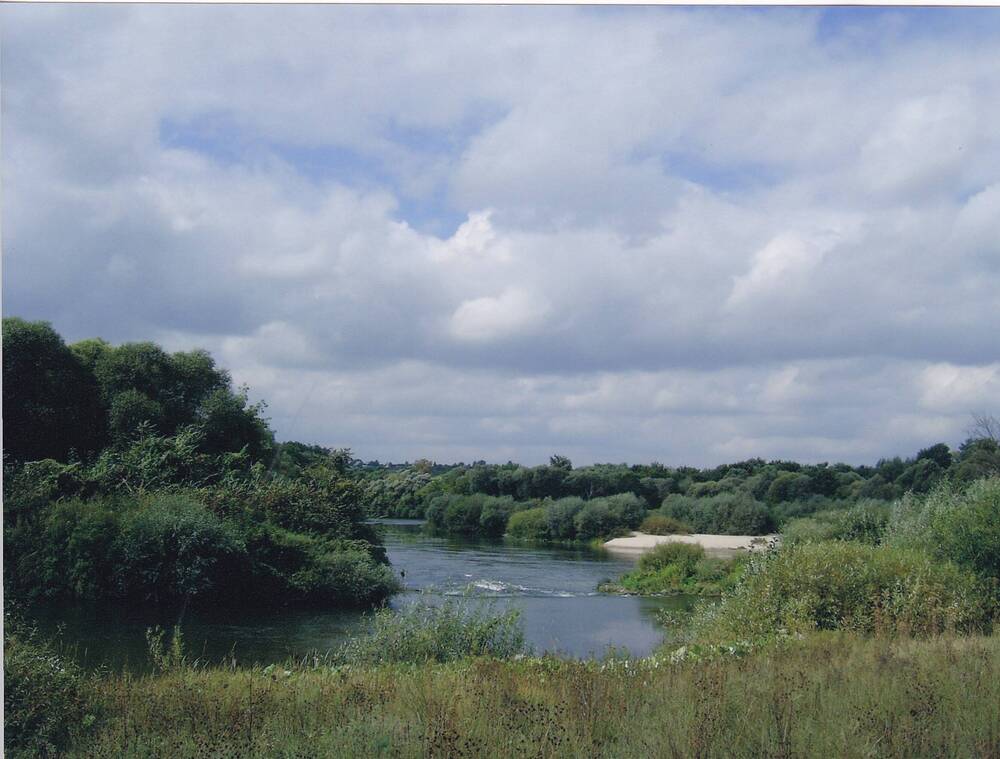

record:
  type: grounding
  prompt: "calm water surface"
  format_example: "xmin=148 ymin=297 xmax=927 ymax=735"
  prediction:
xmin=28 ymin=521 xmax=695 ymax=670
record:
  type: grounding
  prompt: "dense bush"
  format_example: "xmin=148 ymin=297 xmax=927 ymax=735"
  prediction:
xmin=782 ymin=501 xmax=890 ymax=546
xmin=332 ymin=601 xmax=526 ymax=664
xmin=4 ymin=617 xmax=98 ymax=757
xmin=660 ymin=492 xmax=773 ymax=535
xmin=888 ymin=477 xmax=1000 ymax=586
xmin=639 ymin=514 xmax=691 ymax=535
xmin=506 ymin=508 xmax=549 ymax=540
xmin=689 ymin=542 xmax=991 ymax=644
xmin=638 ymin=542 xmax=706 ymax=574
xmin=113 ymin=494 xmax=247 ymax=604
xmin=543 ymin=497 xmax=586 ymax=540
xmin=603 ymin=542 xmax=744 ymax=596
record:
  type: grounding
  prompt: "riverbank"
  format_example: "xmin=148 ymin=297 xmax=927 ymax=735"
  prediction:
xmin=36 ymin=632 xmax=1000 ymax=758
xmin=603 ymin=531 xmax=779 ymax=556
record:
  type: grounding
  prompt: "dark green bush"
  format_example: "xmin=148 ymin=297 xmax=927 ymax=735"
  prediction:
xmin=639 ymin=514 xmax=691 ymax=535
xmin=113 ymin=494 xmax=247 ymax=603
xmin=573 ymin=500 xmax=619 ymax=540
xmin=543 ymin=496 xmax=586 ymax=540
xmin=478 ymin=496 xmax=517 ymax=537
xmin=3 ymin=617 xmax=98 ymax=757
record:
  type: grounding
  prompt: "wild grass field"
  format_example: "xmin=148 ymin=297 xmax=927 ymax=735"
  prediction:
xmin=16 ymin=631 xmax=1000 ymax=758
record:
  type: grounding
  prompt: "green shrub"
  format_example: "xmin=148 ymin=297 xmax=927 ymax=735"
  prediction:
xmin=239 ymin=522 xmax=398 ymax=606
xmin=638 ymin=541 xmax=705 ymax=573
xmin=607 ymin=542 xmax=744 ymax=595
xmin=888 ymin=477 xmax=1000 ymax=585
xmin=478 ymin=496 xmax=517 ymax=537
xmin=332 ymin=600 xmax=526 ymax=664
xmin=3 ymin=617 xmax=98 ymax=757
xmin=113 ymin=494 xmax=247 ymax=603
xmin=506 ymin=508 xmax=549 ymax=540
xmin=660 ymin=492 xmax=773 ymax=535
xmin=782 ymin=501 xmax=889 ymax=546
xmin=543 ymin=496 xmax=585 ymax=540
xmin=573 ymin=501 xmax=618 ymax=540
xmin=42 ymin=499 xmax=121 ymax=599
xmin=639 ymin=514 xmax=691 ymax=535
xmin=688 ymin=541 xmax=991 ymax=644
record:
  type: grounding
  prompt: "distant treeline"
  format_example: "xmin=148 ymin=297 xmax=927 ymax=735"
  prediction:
xmin=3 ymin=318 xmax=397 ymax=609
xmin=359 ymin=433 xmax=1000 ymax=540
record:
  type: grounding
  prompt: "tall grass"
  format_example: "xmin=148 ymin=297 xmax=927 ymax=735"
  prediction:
xmin=330 ymin=600 xmax=527 ymax=665
xmin=65 ymin=632 xmax=1000 ymax=758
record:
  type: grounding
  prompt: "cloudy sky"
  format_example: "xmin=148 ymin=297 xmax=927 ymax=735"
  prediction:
xmin=4 ymin=5 xmax=1000 ymax=466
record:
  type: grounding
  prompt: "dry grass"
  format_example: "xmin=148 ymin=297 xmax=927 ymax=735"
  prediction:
xmin=67 ymin=631 xmax=1000 ymax=758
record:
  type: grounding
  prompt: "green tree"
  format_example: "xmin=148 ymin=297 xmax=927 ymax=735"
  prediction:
xmin=2 ymin=318 xmax=106 ymax=462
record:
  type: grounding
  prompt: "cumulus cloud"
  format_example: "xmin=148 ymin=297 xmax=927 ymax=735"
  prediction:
xmin=4 ymin=5 xmax=1000 ymax=464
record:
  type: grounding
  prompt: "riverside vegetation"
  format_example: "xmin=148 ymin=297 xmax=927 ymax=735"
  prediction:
xmin=5 ymin=317 xmax=1000 ymax=757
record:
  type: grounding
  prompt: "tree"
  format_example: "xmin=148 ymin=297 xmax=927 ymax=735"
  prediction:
xmin=2 ymin=318 xmax=106 ymax=462
xmin=549 ymin=455 xmax=572 ymax=471
xmin=968 ymin=413 xmax=1000 ymax=443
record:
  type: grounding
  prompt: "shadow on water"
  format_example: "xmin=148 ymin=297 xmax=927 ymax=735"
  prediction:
xmin=26 ymin=520 xmax=701 ymax=671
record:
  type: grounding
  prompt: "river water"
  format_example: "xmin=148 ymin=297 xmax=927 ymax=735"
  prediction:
xmin=26 ymin=520 xmax=694 ymax=670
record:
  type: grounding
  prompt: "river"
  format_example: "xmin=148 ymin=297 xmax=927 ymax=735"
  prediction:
xmin=26 ymin=520 xmax=695 ymax=670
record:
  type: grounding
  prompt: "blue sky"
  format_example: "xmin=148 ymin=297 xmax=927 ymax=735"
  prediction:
xmin=4 ymin=5 xmax=1000 ymax=466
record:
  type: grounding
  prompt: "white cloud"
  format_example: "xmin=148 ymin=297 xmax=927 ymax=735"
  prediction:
xmin=449 ymin=287 xmax=550 ymax=342
xmin=5 ymin=6 xmax=1000 ymax=464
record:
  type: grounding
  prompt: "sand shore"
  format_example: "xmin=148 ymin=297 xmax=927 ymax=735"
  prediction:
xmin=603 ymin=531 xmax=779 ymax=557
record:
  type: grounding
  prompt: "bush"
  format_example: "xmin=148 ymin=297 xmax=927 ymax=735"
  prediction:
xmin=638 ymin=541 xmax=705 ymax=573
xmin=688 ymin=541 xmax=992 ymax=644
xmin=639 ymin=514 xmax=691 ymax=535
xmin=113 ymin=494 xmax=247 ymax=603
xmin=479 ymin=496 xmax=517 ymax=537
xmin=607 ymin=542 xmax=745 ymax=596
xmin=4 ymin=617 xmax=98 ymax=757
xmin=238 ymin=523 xmax=399 ymax=606
xmin=574 ymin=501 xmax=618 ymax=540
xmin=888 ymin=477 xmax=1000 ymax=586
xmin=332 ymin=600 xmax=526 ymax=664
xmin=661 ymin=492 xmax=773 ymax=535
xmin=543 ymin=497 xmax=585 ymax=540
xmin=782 ymin=501 xmax=889 ymax=546
xmin=506 ymin=508 xmax=549 ymax=540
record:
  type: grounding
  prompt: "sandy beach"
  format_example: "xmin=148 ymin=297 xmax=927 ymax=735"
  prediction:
xmin=603 ymin=532 xmax=780 ymax=557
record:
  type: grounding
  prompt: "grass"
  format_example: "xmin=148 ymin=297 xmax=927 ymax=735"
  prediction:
xmin=61 ymin=631 xmax=1000 ymax=758
xmin=600 ymin=542 xmax=746 ymax=596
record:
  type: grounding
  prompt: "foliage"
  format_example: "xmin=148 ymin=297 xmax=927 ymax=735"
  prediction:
xmin=57 ymin=633 xmax=1000 ymax=758
xmin=506 ymin=507 xmax=550 ymax=541
xmin=3 ymin=615 xmax=98 ymax=757
xmin=887 ymin=476 xmax=1000 ymax=587
xmin=3 ymin=318 xmax=274 ymax=465
xmin=781 ymin=500 xmax=890 ymax=546
xmin=573 ymin=494 xmax=643 ymax=540
xmin=660 ymin=492 xmax=773 ymax=535
xmin=639 ymin=514 xmax=691 ymax=535
xmin=2 ymin=318 xmax=106 ymax=463
xmin=688 ymin=541 xmax=992 ymax=645
xmin=331 ymin=600 xmax=526 ymax=664
xmin=605 ymin=542 xmax=745 ymax=596
xmin=638 ymin=541 xmax=706 ymax=573
xmin=113 ymin=494 xmax=247 ymax=603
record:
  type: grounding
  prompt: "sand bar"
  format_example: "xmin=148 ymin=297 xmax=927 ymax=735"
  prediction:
xmin=604 ymin=532 xmax=780 ymax=557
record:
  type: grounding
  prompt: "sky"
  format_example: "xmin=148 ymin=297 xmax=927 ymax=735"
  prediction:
xmin=3 ymin=5 xmax=1000 ymax=467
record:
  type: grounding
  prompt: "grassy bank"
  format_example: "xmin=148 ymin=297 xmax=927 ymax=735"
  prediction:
xmin=40 ymin=632 xmax=1000 ymax=758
